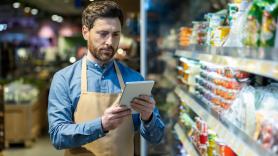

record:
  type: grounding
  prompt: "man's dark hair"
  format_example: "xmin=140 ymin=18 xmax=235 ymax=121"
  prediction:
xmin=82 ymin=1 xmax=124 ymax=30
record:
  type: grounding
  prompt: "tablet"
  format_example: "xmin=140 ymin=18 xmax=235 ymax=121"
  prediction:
xmin=119 ymin=80 xmax=155 ymax=109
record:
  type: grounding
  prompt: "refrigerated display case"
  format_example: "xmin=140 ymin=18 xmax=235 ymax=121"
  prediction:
xmin=160 ymin=45 xmax=278 ymax=156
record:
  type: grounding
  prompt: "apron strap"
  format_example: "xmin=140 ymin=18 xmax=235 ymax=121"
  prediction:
xmin=113 ymin=61 xmax=125 ymax=91
xmin=81 ymin=56 xmax=88 ymax=93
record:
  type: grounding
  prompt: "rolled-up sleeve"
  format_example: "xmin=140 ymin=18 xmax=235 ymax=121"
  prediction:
xmin=48 ymin=73 xmax=105 ymax=149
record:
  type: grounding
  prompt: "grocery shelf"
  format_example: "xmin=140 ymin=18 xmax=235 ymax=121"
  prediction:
xmin=175 ymin=46 xmax=278 ymax=81
xmin=174 ymin=86 xmax=276 ymax=156
xmin=174 ymin=123 xmax=199 ymax=156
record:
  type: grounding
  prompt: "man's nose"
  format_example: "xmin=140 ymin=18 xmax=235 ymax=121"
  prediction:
xmin=105 ymin=35 xmax=113 ymax=45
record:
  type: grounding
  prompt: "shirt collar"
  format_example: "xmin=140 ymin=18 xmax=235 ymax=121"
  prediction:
xmin=86 ymin=57 xmax=114 ymax=73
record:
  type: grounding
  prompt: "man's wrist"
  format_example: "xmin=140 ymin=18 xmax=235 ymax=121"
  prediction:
xmin=101 ymin=118 xmax=109 ymax=134
xmin=141 ymin=113 xmax=153 ymax=124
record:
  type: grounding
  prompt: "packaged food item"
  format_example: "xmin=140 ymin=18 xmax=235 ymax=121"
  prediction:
xmin=177 ymin=67 xmax=183 ymax=76
xmin=215 ymin=86 xmax=222 ymax=96
xmin=199 ymin=133 xmax=208 ymax=145
xmin=223 ymin=79 xmax=241 ymax=90
xmin=224 ymin=67 xmax=235 ymax=78
xmin=223 ymin=86 xmax=256 ymax=136
xmin=260 ymin=4 xmax=278 ymax=47
xmin=223 ymin=89 xmax=237 ymax=100
xmin=213 ymin=26 xmax=231 ymax=47
xmin=179 ymin=27 xmax=192 ymax=47
xmin=256 ymin=111 xmax=278 ymax=154
xmin=206 ymin=13 xmax=227 ymax=46
xmin=183 ymin=73 xmax=189 ymax=81
xmin=242 ymin=0 xmax=263 ymax=47
xmin=220 ymin=99 xmax=233 ymax=110
xmin=242 ymin=0 xmax=278 ymax=47
xmin=207 ymin=131 xmax=217 ymax=156
xmin=180 ymin=58 xmax=189 ymax=70
xmin=209 ymin=13 xmax=227 ymax=28
xmin=216 ymin=139 xmax=237 ymax=156
xmin=224 ymin=67 xmax=250 ymax=80
xmin=235 ymin=71 xmax=250 ymax=79
xmin=211 ymin=94 xmax=222 ymax=106
xmin=191 ymin=21 xmax=208 ymax=45
xmin=228 ymin=3 xmax=240 ymax=26
xmin=255 ymin=83 xmax=278 ymax=110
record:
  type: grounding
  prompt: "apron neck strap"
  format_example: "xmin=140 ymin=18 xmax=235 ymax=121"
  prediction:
xmin=113 ymin=61 xmax=125 ymax=91
xmin=81 ymin=56 xmax=125 ymax=93
xmin=81 ymin=56 xmax=88 ymax=93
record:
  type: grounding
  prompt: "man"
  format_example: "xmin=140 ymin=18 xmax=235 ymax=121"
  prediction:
xmin=48 ymin=1 xmax=165 ymax=156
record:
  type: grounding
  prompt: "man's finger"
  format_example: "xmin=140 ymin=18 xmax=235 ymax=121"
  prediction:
xmin=132 ymin=98 xmax=154 ymax=109
xmin=131 ymin=102 xmax=153 ymax=113
xmin=110 ymin=106 xmax=130 ymax=114
xmin=110 ymin=110 xmax=131 ymax=119
xmin=137 ymin=95 xmax=151 ymax=103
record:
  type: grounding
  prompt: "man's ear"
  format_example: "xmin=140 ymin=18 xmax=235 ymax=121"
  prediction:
xmin=82 ymin=26 xmax=89 ymax=40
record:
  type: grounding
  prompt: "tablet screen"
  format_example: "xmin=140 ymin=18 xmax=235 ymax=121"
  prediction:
xmin=119 ymin=80 xmax=155 ymax=110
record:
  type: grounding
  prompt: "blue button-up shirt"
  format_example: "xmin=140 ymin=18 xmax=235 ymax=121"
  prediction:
xmin=48 ymin=58 xmax=165 ymax=149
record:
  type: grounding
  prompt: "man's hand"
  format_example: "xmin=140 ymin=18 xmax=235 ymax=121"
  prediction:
xmin=101 ymin=106 xmax=131 ymax=132
xmin=131 ymin=95 xmax=155 ymax=121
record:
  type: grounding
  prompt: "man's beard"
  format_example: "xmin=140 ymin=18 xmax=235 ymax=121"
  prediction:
xmin=89 ymin=45 xmax=117 ymax=63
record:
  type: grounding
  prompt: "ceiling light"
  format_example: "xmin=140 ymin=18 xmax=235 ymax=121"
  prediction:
xmin=89 ymin=0 xmax=94 ymax=1
xmin=57 ymin=17 xmax=63 ymax=23
xmin=12 ymin=2 xmax=20 ymax=8
xmin=52 ymin=15 xmax=63 ymax=23
xmin=69 ymin=57 xmax=76 ymax=63
xmin=24 ymin=7 xmax=31 ymax=13
xmin=51 ymin=15 xmax=59 ymax=21
xmin=31 ymin=9 xmax=38 ymax=15
xmin=0 ymin=24 xmax=7 ymax=31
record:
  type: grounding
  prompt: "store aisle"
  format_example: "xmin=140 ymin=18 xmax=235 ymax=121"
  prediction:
xmin=2 ymin=136 xmax=63 ymax=156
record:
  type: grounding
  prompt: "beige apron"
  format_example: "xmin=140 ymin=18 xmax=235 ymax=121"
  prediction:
xmin=64 ymin=57 xmax=134 ymax=156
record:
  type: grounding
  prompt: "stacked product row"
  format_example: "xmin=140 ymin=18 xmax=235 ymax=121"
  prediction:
xmin=176 ymin=57 xmax=278 ymax=155
xmin=179 ymin=0 xmax=278 ymax=48
xmin=179 ymin=105 xmax=237 ymax=156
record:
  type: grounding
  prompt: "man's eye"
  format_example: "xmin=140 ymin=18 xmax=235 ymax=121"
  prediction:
xmin=113 ymin=33 xmax=120 ymax=37
xmin=98 ymin=32 xmax=108 ymax=37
